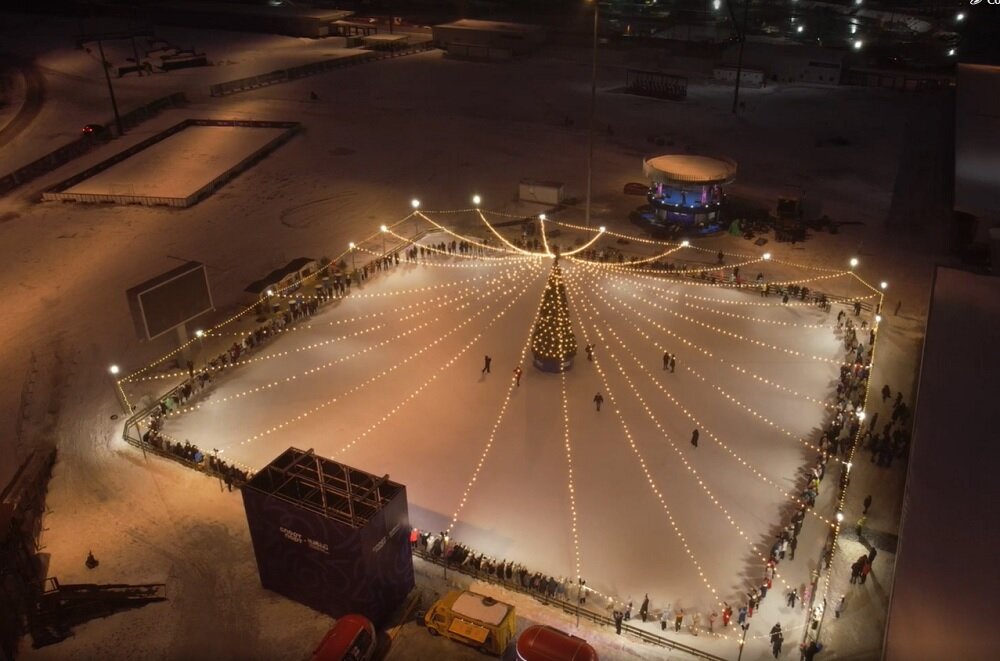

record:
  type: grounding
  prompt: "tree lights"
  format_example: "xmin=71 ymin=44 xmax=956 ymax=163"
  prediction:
xmin=531 ymin=266 xmax=578 ymax=372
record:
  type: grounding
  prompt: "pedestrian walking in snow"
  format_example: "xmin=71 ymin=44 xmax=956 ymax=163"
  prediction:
xmin=640 ymin=594 xmax=649 ymax=622
xmin=868 ymin=546 xmax=878 ymax=566
xmin=737 ymin=606 xmax=747 ymax=626
xmin=613 ymin=610 xmax=623 ymax=635
xmin=856 ymin=514 xmax=867 ymax=538
xmin=593 ymin=392 xmax=604 ymax=411
xmin=834 ymin=595 xmax=846 ymax=618
xmin=863 ymin=494 xmax=872 ymax=514
xmin=717 ymin=250 xmax=725 ymax=264
xmin=659 ymin=609 xmax=667 ymax=630
xmin=624 ymin=600 xmax=632 ymax=621
xmin=770 ymin=623 xmax=784 ymax=658
xmin=860 ymin=560 xmax=871 ymax=584
xmin=787 ymin=587 xmax=797 ymax=608
xmin=674 ymin=609 xmax=684 ymax=632
xmin=708 ymin=610 xmax=717 ymax=633
xmin=669 ymin=354 xmax=676 ymax=372
xmin=894 ymin=300 xmax=902 ymax=316
xmin=513 ymin=366 xmax=522 ymax=387
xmin=723 ymin=603 xmax=733 ymax=627
xmin=663 ymin=352 xmax=670 ymax=370
xmin=585 ymin=344 xmax=594 ymax=361
xmin=691 ymin=428 xmax=699 ymax=447
xmin=482 ymin=355 xmax=491 ymax=374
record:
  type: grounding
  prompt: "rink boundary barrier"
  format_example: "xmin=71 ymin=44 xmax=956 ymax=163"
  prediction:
xmin=413 ymin=548 xmax=727 ymax=661
xmin=208 ymin=42 xmax=436 ymax=97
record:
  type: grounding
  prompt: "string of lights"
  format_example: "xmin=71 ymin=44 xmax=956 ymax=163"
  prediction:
xmin=553 ymin=265 xmax=725 ymax=608
xmin=215 ymin=266 xmax=543 ymax=452
xmin=444 ymin=281 xmax=547 ymax=536
xmin=332 ymin=268 xmax=546 ymax=458
xmin=583 ymin=280 xmax=837 ymax=526
xmin=564 ymin=271 xmax=794 ymax=595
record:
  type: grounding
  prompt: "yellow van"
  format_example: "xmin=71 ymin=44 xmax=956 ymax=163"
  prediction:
xmin=424 ymin=590 xmax=516 ymax=655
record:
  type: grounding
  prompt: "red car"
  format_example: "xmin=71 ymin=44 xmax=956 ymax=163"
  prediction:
xmin=81 ymin=123 xmax=107 ymax=135
xmin=516 ymin=625 xmax=599 ymax=661
xmin=312 ymin=614 xmax=376 ymax=661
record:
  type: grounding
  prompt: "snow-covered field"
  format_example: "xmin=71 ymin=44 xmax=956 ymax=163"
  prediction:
xmin=0 ymin=12 xmax=938 ymax=661
xmin=63 ymin=125 xmax=288 ymax=198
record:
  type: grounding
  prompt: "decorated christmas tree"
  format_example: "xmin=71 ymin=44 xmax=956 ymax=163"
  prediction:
xmin=531 ymin=264 xmax=578 ymax=372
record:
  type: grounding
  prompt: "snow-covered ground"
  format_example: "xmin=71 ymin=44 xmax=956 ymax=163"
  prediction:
xmin=0 ymin=12 xmax=941 ymax=661
xmin=63 ymin=124 xmax=288 ymax=198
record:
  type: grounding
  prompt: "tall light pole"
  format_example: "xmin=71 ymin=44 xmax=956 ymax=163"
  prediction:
xmin=737 ymin=621 xmax=751 ymax=661
xmin=95 ymin=39 xmax=124 ymax=136
xmin=349 ymin=243 xmax=356 ymax=271
xmin=411 ymin=199 xmax=420 ymax=236
xmin=586 ymin=0 xmax=599 ymax=227
xmin=380 ymin=225 xmax=388 ymax=255
xmin=730 ymin=0 xmax=750 ymax=115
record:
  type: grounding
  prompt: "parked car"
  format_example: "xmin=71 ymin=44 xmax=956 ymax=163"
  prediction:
xmin=312 ymin=614 xmax=376 ymax=661
xmin=81 ymin=123 xmax=107 ymax=136
xmin=515 ymin=625 xmax=599 ymax=661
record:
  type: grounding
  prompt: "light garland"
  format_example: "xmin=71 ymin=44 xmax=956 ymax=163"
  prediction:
xmin=218 ymin=265 xmax=542 ymax=452
xmin=583 ymin=277 xmax=837 ymax=525
xmin=565 ymin=272 xmax=796 ymax=599
xmin=332 ymin=267 xmax=545 ymax=457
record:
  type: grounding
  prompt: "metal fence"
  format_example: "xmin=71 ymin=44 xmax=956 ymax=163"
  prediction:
xmin=209 ymin=42 xmax=436 ymax=97
xmin=41 ymin=118 xmax=302 ymax=208
xmin=413 ymin=548 xmax=727 ymax=660
xmin=0 ymin=92 xmax=187 ymax=197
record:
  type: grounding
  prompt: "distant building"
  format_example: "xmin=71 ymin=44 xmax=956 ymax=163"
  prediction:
xmin=712 ymin=66 xmax=766 ymax=88
xmin=954 ymin=63 xmax=1000 ymax=243
xmin=654 ymin=22 xmax=731 ymax=44
xmin=721 ymin=42 xmax=844 ymax=85
xmin=432 ymin=19 xmax=545 ymax=61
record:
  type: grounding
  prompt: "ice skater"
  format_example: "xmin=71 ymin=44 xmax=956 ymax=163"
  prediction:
xmin=663 ymin=351 xmax=670 ymax=370
xmin=593 ymin=392 xmax=604 ymax=411
xmin=669 ymin=354 xmax=676 ymax=372
xmin=585 ymin=344 xmax=594 ymax=362
xmin=481 ymin=355 xmax=491 ymax=374
xmin=691 ymin=428 xmax=699 ymax=447
xmin=513 ymin=366 xmax=522 ymax=387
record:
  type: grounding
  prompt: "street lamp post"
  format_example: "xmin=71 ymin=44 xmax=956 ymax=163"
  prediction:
xmin=585 ymin=0 xmax=599 ymax=227
xmin=380 ymin=225 xmax=388 ymax=255
xmin=411 ymin=199 xmax=420 ymax=236
xmin=349 ymin=243 xmax=356 ymax=271
xmin=95 ymin=39 xmax=124 ymax=136
xmin=737 ymin=621 xmax=751 ymax=661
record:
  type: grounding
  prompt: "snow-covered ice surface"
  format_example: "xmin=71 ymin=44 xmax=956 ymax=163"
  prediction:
xmin=146 ymin=234 xmax=875 ymax=659
xmin=0 ymin=13 xmax=941 ymax=661
xmin=63 ymin=125 xmax=288 ymax=198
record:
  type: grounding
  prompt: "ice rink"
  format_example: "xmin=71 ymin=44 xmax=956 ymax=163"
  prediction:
xmin=159 ymin=229 xmax=873 ymax=618
xmin=63 ymin=124 xmax=288 ymax=199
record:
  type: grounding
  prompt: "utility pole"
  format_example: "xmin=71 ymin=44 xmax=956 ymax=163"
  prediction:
xmin=731 ymin=0 xmax=751 ymax=115
xmin=96 ymin=39 xmax=124 ymax=135
xmin=585 ymin=0 xmax=599 ymax=227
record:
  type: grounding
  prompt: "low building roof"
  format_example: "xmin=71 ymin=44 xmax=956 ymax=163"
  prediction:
xmin=643 ymin=154 xmax=737 ymax=186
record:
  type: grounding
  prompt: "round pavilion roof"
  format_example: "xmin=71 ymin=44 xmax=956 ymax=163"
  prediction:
xmin=643 ymin=154 xmax=737 ymax=186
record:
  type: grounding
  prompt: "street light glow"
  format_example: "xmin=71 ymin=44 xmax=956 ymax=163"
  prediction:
xmin=948 ymin=48 xmax=956 ymax=57
xmin=266 ymin=289 xmax=274 ymax=296
xmin=472 ymin=195 xmax=481 ymax=206
xmin=195 ymin=329 xmax=205 ymax=338
xmin=797 ymin=25 xmax=804 ymax=33
xmin=854 ymin=39 xmax=864 ymax=50
xmin=411 ymin=198 xmax=420 ymax=209
xmin=681 ymin=240 xmax=690 ymax=247
xmin=539 ymin=213 xmax=546 ymax=221
xmin=880 ymin=281 xmax=888 ymax=290
xmin=857 ymin=410 xmax=866 ymax=421
xmin=850 ymin=257 xmax=859 ymax=268
xmin=956 ymin=12 xmax=965 ymax=22
xmin=109 ymin=364 xmax=120 ymax=375
xmin=875 ymin=314 xmax=882 ymax=323
xmin=763 ymin=252 xmax=771 ymax=260
xmin=380 ymin=224 xmax=388 ymax=232
xmin=836 ymin=512 xmax=844 ymax=522
xmin=712 ymin=0 xmax=720 ymax=9
xmin=349 ymin=242 xmax=355 ymax=249
xmin=599 ymin=226 xmax=606 ymax=232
